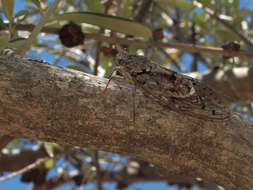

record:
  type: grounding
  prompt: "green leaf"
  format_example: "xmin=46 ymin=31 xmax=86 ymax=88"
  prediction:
xmin=195 ymin=0 xmax=212 ymax=7
xmin=85 ymin=0 xmax=104 ymax=13
xmin=44 ymin=142 xmax=60 ymax=157
xmin=156 ymin=0 xmax=194 ymax=9
xmin=54 ymin=12 xmax=152 ymax=38
xmin=30 ymin=0 xmax=41 ymax=9
xmin=25 ymin=0 xmax=40 ymax=13
xmin=0 ymin=37 xmax=27 ymax=51
xmin=14 ymin=10 xmax=30 ymax=22
xmin=8 ymin=37 xmax=27 ymax=49
xmin=192 ymin=11 xmax=210 ymax=33
xmin=2 ymin=0 xmax=14 ymax=22
xmin=215 ymin=27 xmax=240 ymax=41
xmin=67 ymin=64 xmax=86 ymax=72
xmin=118 ymin=0 xmax=132 ymax=18
xmin=233 ymin=0 xmax=239 ymax=12
xmin=44 ymin=159 xmax=55 ymax=169
xmin=6 ymin=138 xmax=19 ymax=149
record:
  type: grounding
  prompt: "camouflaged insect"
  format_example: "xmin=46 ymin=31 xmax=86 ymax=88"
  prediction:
xmin=111 ymin=51 xmax=231 ymax=121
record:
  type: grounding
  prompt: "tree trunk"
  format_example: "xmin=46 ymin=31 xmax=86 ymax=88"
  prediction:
xmin=0 ymin=54 xmax=252 ymax=190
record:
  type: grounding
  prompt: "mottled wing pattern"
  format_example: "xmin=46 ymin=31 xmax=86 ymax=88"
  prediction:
xmin=116 ymin=51 xmax=231 ymax=121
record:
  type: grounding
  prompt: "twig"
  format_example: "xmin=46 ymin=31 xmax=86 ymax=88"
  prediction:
xmin=9 ymin=24 xmax=253 ymax=59
xmin=85 ymin=33 xmax=253 ymax=59
xmin=0 ymin=157 xmax=47 ymax=181
xmin=212 ymin=13 xmax=253 ymax=46
xmin=17 ymin=0 xmax=61 ymax=56
xmin=132 ymin=0 xmax=153 ymax=22
xmin=94 ymin=42 xmax=101 ymax=75
xmin=159 ymin=48 xmax=184 ymax=72
xmin=94 ymin=0 xmax=113 ymax=75
xmin=195 ymin=2 xmax=253 ymax=46
xmin=94 ymin=151 xmax=103 ymax=190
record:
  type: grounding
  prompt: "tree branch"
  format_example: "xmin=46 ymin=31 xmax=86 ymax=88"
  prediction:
xmin=7 ymin=24 xmax=253 ymax=59
xmin=132 ymin=0 xmax=153 ymax=22
xmin=0 ymin=147 xmax=48 ymax=173
xmin=94 ymin=151 xmax=102 ymax=190
xmin=212 ymin=14 xmax=253 ymax=46
xmin=83 ymin=34 xmax=253 ymax=58
xmin=0 ymin=158 xmax=47 ymax=182
xmin=0 ymin=54 xmax=252 ymax=190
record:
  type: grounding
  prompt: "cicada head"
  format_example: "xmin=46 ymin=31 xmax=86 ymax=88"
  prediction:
xmin=116 ymin=51 xmax=153 ymax=76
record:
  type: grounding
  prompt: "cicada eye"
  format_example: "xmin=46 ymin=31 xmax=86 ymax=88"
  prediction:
xmin=116 ymin=70 xmax=123 ymax=76
xmin=117 ymin=59 xmax=125 ymax=65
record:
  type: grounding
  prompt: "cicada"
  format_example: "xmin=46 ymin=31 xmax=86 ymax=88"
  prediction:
xmin=104 ymin=51 xmax=231 ymax=122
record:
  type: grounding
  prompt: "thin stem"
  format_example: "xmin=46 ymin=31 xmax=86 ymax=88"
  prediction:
xmin=94 ymin=151 xmax=102 ymax=190
xmin=17 ymin=0 xmax=61 ymax=56
xmin=94 ymin=41 xmax=102 ymax=75
xmin=10 ymin=24 xmax=253 ymax=59
xmin=212 ymin=13 xmax=253 ymax=46
xmin=0 ymin=158 xmax=47 ymax=181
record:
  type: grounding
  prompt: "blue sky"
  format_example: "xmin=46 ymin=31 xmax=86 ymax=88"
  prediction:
xmin=1 ymin=0 xmax=253 ymax=190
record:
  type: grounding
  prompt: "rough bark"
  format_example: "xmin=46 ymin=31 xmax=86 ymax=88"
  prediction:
xmin=0 ymin=54 xmax=253 ymax=190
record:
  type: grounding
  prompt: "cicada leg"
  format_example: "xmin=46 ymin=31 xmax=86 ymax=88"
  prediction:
xmin=102 ymin=67 xmax=122 ymax=93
